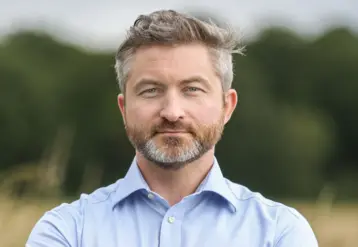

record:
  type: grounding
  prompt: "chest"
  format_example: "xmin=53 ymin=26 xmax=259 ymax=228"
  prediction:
xmin=81 ymin=202 xmax=275 ymax=247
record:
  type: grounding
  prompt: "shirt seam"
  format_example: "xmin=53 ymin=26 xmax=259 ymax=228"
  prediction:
xmin=46 ymin=209 xmax=74 ymax=246
xmin=273 ymin=216 xmax=300 ymax=246
xmin=90 ymin=189 xmax=117 ymax=204
xmin=227 ymin=181 xmax=300 ymax=219
xmin=81 ymin=182 xmax=119 ymax=205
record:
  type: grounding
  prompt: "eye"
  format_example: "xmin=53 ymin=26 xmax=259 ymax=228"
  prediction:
xmin=144 ymin=88 xmax=157 ymax=93
xmin=139 ymin=88 xmax=159 ymax=97
xmin=184 ymin=87 xmax=203 ymax=93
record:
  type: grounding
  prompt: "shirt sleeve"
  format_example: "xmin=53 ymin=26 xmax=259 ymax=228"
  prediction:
xmin=26 ymin=205 xmax=80 ymax=247
xmin=274 ymin=207 xmax=319 ymax=247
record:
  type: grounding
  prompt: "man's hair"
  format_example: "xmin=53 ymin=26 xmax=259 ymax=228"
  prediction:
xmin=114 ymin=9 xmax=244 ymax=93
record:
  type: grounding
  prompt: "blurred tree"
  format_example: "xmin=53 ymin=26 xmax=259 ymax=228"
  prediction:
xmin=0 ymin=26 xmax=357 ymax=199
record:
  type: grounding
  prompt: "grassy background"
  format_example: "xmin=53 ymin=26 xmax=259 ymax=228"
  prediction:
xmin=1 ymin=195 xmax=357 ymax=247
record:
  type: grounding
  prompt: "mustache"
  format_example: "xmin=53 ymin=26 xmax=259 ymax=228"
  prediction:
xmin=151 ymin=120 xmax=195 ymax=135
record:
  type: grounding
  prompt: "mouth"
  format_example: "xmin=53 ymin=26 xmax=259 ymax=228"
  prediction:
xmin=158 ymin=131 xmax=187 ymax=134
xmin=156 ymin=130 xmax=189 ymax=135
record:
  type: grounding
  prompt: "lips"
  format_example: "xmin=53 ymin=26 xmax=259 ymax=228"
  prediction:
xmin=157 ymin=132 xmax=188 ymax=135
xmin=154 ymin=129 xmax=190 ymax=137
xmin=157 ymin=130 xmax=187 ymax=133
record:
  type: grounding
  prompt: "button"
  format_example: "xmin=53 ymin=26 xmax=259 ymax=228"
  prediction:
xmin=148 ymin=193 xmax=155 ymax=200
xmin=168 ymin=216 xmax=175 ymax=224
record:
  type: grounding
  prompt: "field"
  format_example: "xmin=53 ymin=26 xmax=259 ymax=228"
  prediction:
xmin=1 ymin=195 xmax=357 ymax=247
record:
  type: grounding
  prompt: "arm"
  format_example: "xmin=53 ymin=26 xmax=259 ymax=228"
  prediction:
xmin=26 ymin=205 xmax=80 ymax=247
xmin=274 ymin=208 xmax=319 ymax=247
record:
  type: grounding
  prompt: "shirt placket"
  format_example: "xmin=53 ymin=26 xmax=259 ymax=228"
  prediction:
xmin=158 ymin=205 xmax=185 ymax=247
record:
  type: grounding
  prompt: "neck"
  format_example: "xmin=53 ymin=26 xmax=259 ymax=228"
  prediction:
xmin=136 ymin=150 xmax=215 ymax=206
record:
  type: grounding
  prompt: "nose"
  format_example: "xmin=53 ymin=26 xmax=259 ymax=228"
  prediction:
xmin=159 ymin=94 xmax=184 ymax=122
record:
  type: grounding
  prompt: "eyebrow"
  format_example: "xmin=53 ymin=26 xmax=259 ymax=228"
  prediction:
xmin=180 ymin=76 xmax=210 ymax=88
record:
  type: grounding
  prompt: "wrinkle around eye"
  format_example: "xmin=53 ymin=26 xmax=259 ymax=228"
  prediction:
xmin=183 ymin=86 xmax=206 ymax=94
xmin=138 ymin=87 xmax=160 ymax=97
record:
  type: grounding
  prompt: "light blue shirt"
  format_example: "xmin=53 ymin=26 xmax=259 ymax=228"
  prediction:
xmin=27 ymin=157 xmax=318 ymax=247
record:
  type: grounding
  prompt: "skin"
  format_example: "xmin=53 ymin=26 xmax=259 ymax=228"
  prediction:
xmin=118 ymin=43 xmax=237 ymax=206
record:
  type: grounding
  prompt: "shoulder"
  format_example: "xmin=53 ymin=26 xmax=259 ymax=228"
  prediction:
xmin=51 ymin=178 xmax=121 ymax=218
xmin=26 ymin=179 xmax=122 ymax=247
xmin=226 ymin=179 xmax=318 ymax=246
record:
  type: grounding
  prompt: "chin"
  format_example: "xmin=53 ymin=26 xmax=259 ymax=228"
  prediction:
xmin=141 ymin=137 xmax=206 ymax=166
xmin=157 ymin=136 xmax=192 ymax=147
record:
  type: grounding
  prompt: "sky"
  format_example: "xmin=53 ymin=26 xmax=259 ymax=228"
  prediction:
xmin=1 ymin=0 xmax=358 ymax=50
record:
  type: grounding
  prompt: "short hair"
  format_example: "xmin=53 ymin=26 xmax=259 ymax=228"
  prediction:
xmin=114 ymin=9 xmax=244 ymax=93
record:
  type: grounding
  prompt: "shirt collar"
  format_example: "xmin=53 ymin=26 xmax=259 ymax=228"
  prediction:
xmin=195 ymin=157 xmax=238 ymax=213
xmin=112 ymin=156 xmax=237 ymax=213
xmin=111 ymin=157 xmax=150 ymax=209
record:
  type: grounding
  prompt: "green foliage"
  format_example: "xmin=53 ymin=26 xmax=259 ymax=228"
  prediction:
xmin=1 ymin=27 xmax=357 ymax=199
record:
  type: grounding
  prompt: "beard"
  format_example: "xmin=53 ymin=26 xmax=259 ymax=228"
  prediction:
xmin=125 ymin=113 xmax=225 ymax=170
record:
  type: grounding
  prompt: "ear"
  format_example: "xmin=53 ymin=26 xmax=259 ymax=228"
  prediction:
xmin=117 ymin=94 xmax=126 ymax=126
xmin=223 ymin=89 xmax=238 ymax=124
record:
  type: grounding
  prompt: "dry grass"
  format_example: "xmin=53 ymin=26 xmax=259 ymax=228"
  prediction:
xmin=0 ymin=195 xmax=64 ymax=247
xmin=0 ymin=195 xmax=358 ymax=247
xmin=291 ymin=201 xmax=358 ymax=247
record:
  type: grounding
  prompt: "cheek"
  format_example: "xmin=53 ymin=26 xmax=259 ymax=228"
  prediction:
xmin=125 ymin=103 xmax=157 ymax=124
xmin=187 ymin=102 xmax=223 ymax=124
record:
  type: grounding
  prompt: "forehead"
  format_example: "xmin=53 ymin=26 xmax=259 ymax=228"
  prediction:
xmin=127 ymin=43 xmax=217 ymax=85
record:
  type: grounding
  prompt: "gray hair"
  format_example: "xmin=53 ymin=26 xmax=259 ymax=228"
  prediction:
xmin=114 ymin=10 xmax=244 ymax=93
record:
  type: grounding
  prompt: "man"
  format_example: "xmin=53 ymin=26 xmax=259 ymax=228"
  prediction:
xmin=26 ymin=9 xmax=318 ymax=247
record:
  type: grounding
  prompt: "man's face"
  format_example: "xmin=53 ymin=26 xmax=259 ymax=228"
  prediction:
xmin=118 ymin=43 xmax=237 ymax=169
